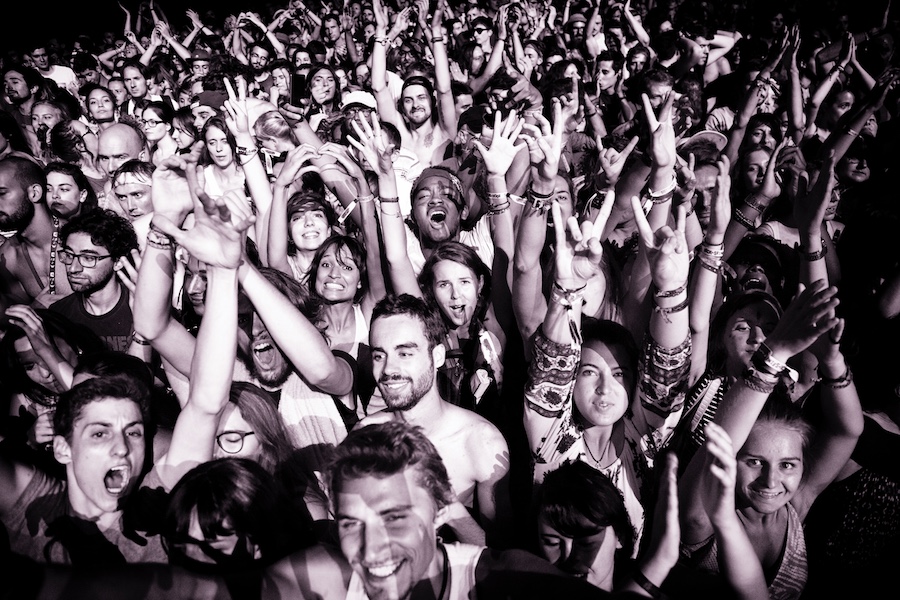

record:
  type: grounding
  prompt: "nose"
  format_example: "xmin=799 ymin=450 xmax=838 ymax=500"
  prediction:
xmin=362 ymin=521 xmax=390 ymax=563
xmin=761 ymin=463 xmax=778 ymax=488
xmin=187 ymin=275 xmax=205 ymax=295
xmin=68 ymin=257 xmax=83 ymax=273
xmin=555 ymin=538 xmax=574 ymax=566
xmin=110 ymin=431 xmax=129 ymax=458
xmin=748 ymin=325 xmax=766 ymax=345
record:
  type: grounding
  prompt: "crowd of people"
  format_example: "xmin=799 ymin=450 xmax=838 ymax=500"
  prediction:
xmin=0 ymin=0 xmax=898 ymax=598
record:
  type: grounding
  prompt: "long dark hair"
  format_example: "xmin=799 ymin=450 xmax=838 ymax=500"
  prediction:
xmin=418 ymin=241 xmax=491 ymax=341
xmin=308 ymin=234 xmax=368 ymax=305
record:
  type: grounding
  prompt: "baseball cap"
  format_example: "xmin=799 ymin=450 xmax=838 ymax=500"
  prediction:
xmin=678 ymin=130 xmax=727 ymax=151
xmin=190 ymin=48 xmax=211 ymax=62
xmin=340 ymin=91 xmax=377 ymax=111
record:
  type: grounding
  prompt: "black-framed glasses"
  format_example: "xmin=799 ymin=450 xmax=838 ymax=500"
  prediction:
xmin=141 ymin=118 xmax=164 ymax=128
xmin=58 ymin=249 xmax=112 ymax=268
xmin=215 ymin=431 xmax=255 ymax=454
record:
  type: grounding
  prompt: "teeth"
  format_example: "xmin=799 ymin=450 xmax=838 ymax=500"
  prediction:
xmin=366 ymin=561 xmax=402 ymax=578
xmin=104 ymin=465 xmax=131 ymax=494
xmin=254 ymin=343 xmax=272 ymax=353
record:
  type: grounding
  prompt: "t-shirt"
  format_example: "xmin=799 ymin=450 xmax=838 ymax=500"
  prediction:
xmin=41 ymin=65 xmax=78 ymax=93
xmin=1 ymin=468 xmax=167 ymax=565
xmin=50 ymin=287 xmax=133 ymax=352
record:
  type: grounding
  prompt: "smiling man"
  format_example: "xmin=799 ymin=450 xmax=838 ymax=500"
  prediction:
xmin=0 ymin=375 xmax=167 ymax=564
xmin=264 ymin=420 xmax=613 ymax=600
xmin=356 ymin=294 xmax=510 ymax=546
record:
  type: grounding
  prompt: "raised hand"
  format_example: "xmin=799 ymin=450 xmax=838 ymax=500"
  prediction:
xmin=151 ymin=142 xmax=205 ymax=227
xmin=551 ymin=189 xmax=615 ymax=287
xmin=222 ymin=77 xmax=251 ymax=137
xmin=757 ymin=137 xmax=789 ymax=200
xmin=154 ymin=187 xmax=255 ymax=269
xmin=700 ymin=423 xmax=738 ymax=528
xmin=707 ymin=156 xmax=732 ymax=238
xmin=115 ymin=249 xmax=142 ymax=311
xmin=186 ymin=9 xmax=203 ymax=29
xmin=273 ymin=143 xmax=319 ymax=190
xmin=631 ymin=195 xmax=690 ymax=293
xmin=792 ymin=150 xmax=836 ymax=238
xmin=347 ymin=111 xmax=395 ymax=179
xmin=318 ymin=142 xmax=372 ymax=196
xmin=643 ymin=91 xmax=676 ymax=170
xmin=5 ymin=305 xmax=58 ymax=361
xmin=597 ymin=135 xmax=638 ymax=186
xmin=765 ymin=279 xmax=840 ymax=360
xmin=520 ymin=101 xmax=564 ymax=184
xmin=473 ymin=110 xmax=525 ymax=176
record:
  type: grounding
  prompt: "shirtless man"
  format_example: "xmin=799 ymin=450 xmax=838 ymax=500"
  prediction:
xmin=370 ymin=0 xmax=456 ymax=167
xmin=357 ymin=294 xmax=510 ymax=545
xmin=0 ymin=157 xmax=73 ymax=311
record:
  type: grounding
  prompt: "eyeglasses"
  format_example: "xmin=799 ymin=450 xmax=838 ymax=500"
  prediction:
xmin=141 ymin=118 xmax=164 ymax=128
xmin=58 ymin=249 xmax=112 ymax=268
xmin=215 ymin=431 xmax=256 ymax=454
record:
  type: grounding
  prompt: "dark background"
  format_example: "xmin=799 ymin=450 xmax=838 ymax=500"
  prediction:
xmin=0 ymin=0 xmax=284 ymax=55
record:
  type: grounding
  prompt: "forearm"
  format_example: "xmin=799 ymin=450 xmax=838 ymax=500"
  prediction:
xmin=133 ymin=237 xmax=177 ymax=340
xmin=189 ymin=266 xmax=238 ymax=414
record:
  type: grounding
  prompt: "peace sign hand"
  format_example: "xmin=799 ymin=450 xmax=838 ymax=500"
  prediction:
xmin=642 ymin=91 xmax=677 ymax=170
xmin=222 ymin=77 xmax=251 ymax=136
xmin=552 ymin=190 xmax=615 ymax=288
xmin=631 ymin=194 xmax=690 ymax=293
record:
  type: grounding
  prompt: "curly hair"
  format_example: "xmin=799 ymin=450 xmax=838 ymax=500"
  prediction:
xmin=60 ymin=208 xmax=138 ymax=259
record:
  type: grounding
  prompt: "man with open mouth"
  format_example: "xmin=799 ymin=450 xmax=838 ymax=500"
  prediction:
xmin=0 ymin=374 xmax=167 ymax=564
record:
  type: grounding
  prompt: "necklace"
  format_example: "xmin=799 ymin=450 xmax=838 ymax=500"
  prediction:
xmin=49 ymin=216 xmax=59 ymax=295
xmin=437 ymin=543 xmax=449 ymax=600
xmin=583 ymin=434 xmax=612 ymax=467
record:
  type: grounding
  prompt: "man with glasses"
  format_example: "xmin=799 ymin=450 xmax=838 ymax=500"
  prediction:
xmin=49 ymin=209 xmax=140 ymax=353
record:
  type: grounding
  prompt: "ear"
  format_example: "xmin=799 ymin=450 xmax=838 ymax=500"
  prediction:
xmin=138 ymin=148 xmax=147 ymax=162
xmin=114 ymin=258 xmax=124 ymax=271
xmin=432 ymin=342 xmax=446 ymax=369
xmin=53 ymin=435 xmax=72 ymax=465
xmin=27 ymin=183 xmax=43 ymax=204
xmin=476 ymin=275 xmax=484 ymax=296
xmin=460 ymin=203 xmax=469 ymax=221
xmin=78 ymin=189 xmax=87 ymax=205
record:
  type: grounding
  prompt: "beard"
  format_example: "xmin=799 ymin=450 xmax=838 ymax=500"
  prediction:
xmin=68 ymin=269 xmax=115 ymax=295
xmin=238 ymin=343 xmax=293 ymax=389
xmin=0 ymin=197 xmax=35 ymax=232
xmin=378 ymin=362 xmax=435 ymax=412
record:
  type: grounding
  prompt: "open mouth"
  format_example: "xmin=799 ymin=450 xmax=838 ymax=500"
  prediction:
xmin=429 ymin=209 xmax=446 ymax=224
xmin=104 ymin=465 xmax=131 ymax=494
xmin=741 ymin=276 xmax=765 ymax=291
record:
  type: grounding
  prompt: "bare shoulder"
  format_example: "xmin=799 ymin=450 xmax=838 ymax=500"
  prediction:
xmin=262 ymin=544 xmax=350 ymax=600
xmin=355 ymin=410 xmax=395 ymax=429
xmin=442 ymin=405 xmax=509 ymax=469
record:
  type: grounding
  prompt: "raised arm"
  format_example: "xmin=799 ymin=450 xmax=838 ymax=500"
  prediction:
xmin=429 ymin=0 xmax=458 ymax=138
xmin=347 ymin=112 xmax=421 ymax=298
xmin=688 ymin=156 xmax=731 ymax=384
xmin=697 ymin=424 xmax=770 ymax=600
xmin=132 ymin=149 xmax=201 ymax=379
xmin=370 ymin=1 xmax=410 ymax=133
xmin=152 ymin=185 xmax=253 ymax=491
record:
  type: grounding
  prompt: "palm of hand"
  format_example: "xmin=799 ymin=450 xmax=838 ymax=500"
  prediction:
xmin=647 ymin=229 xmax=688 ymax=290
